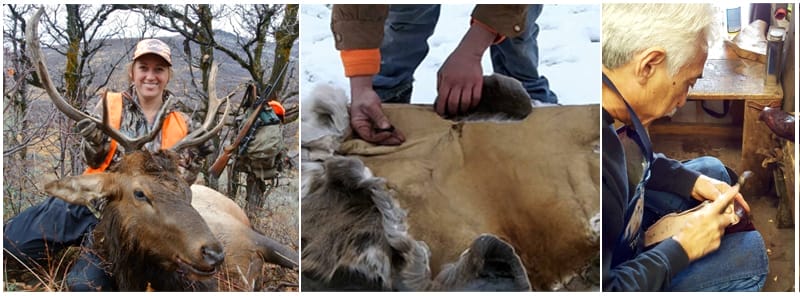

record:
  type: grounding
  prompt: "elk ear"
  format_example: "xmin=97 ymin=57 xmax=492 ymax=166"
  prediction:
xmin=45 ymin=173 xmax=113 ymax=207
xmin=435 ymin=234 xmax=530 ymax=291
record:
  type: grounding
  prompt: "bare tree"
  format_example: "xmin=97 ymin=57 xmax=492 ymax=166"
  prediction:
xmin=4 ymin=4 xmax=47 ymax=215
xmin=3 ymin=4 xmax=141 ymax=217
xmin=4 ymin=4 xmax=42 ymax=160
xmin=31 ymin=5 xmax=136 ymax=177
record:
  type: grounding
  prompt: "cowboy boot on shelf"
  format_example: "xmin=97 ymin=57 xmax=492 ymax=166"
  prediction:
xmin=759 ymin=107 xmax=795 ymax=142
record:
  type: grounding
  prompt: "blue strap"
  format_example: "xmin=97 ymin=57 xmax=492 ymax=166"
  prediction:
xmin=603 ymin=73 xmax=656 ymax=264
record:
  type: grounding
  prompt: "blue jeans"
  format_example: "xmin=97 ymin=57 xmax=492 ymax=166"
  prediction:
xmin=642 ymin=156 xmax=768 ymax=291
xmin=374 ymin=4 xmax=557 ymax=104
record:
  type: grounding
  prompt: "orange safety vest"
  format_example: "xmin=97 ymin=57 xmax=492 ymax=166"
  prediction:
xmin=84 ymin=92 xmax=188 ymax=174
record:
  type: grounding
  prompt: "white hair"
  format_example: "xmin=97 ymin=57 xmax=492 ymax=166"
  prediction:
xmin=602 ymin=4 xmax=716 ymax=76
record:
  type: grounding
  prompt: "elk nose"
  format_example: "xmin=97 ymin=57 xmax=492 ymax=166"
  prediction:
xmin=202 ymin=244 xmax=225 ymax=267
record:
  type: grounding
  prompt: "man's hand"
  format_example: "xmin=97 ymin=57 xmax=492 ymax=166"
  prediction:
xmin=435 ymin=23 xmax=496 ymax=117
xmin=349 ymin=76 xmax=405 ymax=145
xmin=691 ymin=174 xmax=751 ymax=213
xmin=673 ymin=183 xmax=740 ymax=262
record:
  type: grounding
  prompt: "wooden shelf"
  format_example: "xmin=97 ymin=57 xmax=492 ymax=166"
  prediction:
xmin=648 ymin=122 xmax=743 ymax=141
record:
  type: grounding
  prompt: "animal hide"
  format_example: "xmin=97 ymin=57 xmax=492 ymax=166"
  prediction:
xmin=301 ymin=83 xmax=600 ymax=290
xmin=339 ymin=104 xmax=600 ymax=290
xmin=301 ymin=156 xmax=432 ymax=291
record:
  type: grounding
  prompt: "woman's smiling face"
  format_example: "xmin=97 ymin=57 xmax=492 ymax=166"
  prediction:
xmin=130 ymin=54 xmax=171 ymax=102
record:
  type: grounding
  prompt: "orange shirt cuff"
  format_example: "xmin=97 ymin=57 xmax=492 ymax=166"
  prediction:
xmin=470 ymin=18 xmax=506 ymax=44
xmin=340 ymin=49 xmax=381 ymax=77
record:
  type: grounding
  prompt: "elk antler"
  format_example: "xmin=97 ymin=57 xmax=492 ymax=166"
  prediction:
xmin=27 ymin=7 xmax=173 ymax=152
xmin=170 ymin=62 xmax=232 ymax=152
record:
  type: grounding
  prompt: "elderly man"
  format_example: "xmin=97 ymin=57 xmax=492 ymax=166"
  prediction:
xmin=601 ymin=4 xmax=768 ymax=291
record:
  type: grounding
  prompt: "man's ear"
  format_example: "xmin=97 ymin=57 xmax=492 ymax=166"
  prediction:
xmin=634 ymin=47 xmax=667 ymax=85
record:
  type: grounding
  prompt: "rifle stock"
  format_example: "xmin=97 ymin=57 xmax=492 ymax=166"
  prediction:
xmin=208 ymin=146 xmax=234 ymax=178
xmin=207 ymin=62 xmax=291 ymax=179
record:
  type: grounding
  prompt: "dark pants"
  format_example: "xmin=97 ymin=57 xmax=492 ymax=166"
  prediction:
xmin=4 ymin=197 xmax=113 ymax=291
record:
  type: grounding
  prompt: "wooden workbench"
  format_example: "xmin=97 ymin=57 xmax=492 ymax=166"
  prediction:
xmin=651 ymin=42 xmax=785 ymax=196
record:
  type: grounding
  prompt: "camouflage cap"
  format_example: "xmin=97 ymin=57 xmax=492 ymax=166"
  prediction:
xmin=133 ymin=39 xmax=172 ymax=66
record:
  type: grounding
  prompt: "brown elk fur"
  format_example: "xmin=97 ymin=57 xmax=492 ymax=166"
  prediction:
xmin=191 ymin=184 xmax=298 ymax=291
xmin=301 ymin=157 xmax=532 ymax=291
xmin=301 ymin=84 xmax=600 ymax=290
xmin=301 ymin=157 xmax=432 ymax=291
xmin=46 ymin=151 xmax=298 ymax=291
xmin=48 ymin=151 xmax=221 ymax=290
xmin=342 ymin=104 xmax=601 ymax=290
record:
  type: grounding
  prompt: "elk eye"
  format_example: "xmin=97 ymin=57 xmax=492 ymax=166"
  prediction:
xmin=133 ymin=190 xmax=149 ymax=202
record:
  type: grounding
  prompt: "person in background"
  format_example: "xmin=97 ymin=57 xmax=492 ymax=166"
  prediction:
xmin=331 ymin=4 xmax=557 ymax=145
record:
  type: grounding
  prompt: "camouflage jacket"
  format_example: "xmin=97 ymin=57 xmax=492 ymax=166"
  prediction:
xmin=81 ymin=86 xmax=209 ymax=181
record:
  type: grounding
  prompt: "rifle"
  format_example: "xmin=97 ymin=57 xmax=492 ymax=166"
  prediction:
xmin=208 ymin=62 xmax=290 ymax=178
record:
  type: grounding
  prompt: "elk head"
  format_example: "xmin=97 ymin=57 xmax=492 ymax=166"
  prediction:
xmin=45 ymin=151 xmax=225 ymax=281
xmin=27 ymin=7 xmax=233 ymax=286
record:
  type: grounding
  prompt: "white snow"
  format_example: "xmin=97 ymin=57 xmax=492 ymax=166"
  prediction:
xmin=300 ymin=4 xmax=600 ymax=106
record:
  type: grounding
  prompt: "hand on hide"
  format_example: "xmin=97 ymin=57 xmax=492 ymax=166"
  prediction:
xmin=349 ymin=76 xmax=405 ymax=146
xmin=673 ymin=183 xmax=741 ymax=262
xmin=435 ymin=23 xmax=495 ymax=117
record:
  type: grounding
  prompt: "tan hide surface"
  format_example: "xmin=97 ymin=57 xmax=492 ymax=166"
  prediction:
xmin=339 ymin=104 xmax=601 ymax=290
xmin=191 ymin=185 xmax=263 ymax=290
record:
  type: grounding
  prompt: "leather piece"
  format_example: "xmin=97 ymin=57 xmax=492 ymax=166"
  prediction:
xmin=644 ymin=200 xmax=753 ymax=248
xmin=644 ymin=170 xmax=756 ymax=247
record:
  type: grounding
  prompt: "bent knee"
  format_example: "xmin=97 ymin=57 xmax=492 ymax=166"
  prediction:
xmin=688 ymin=156 xmax=730 ymax=183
